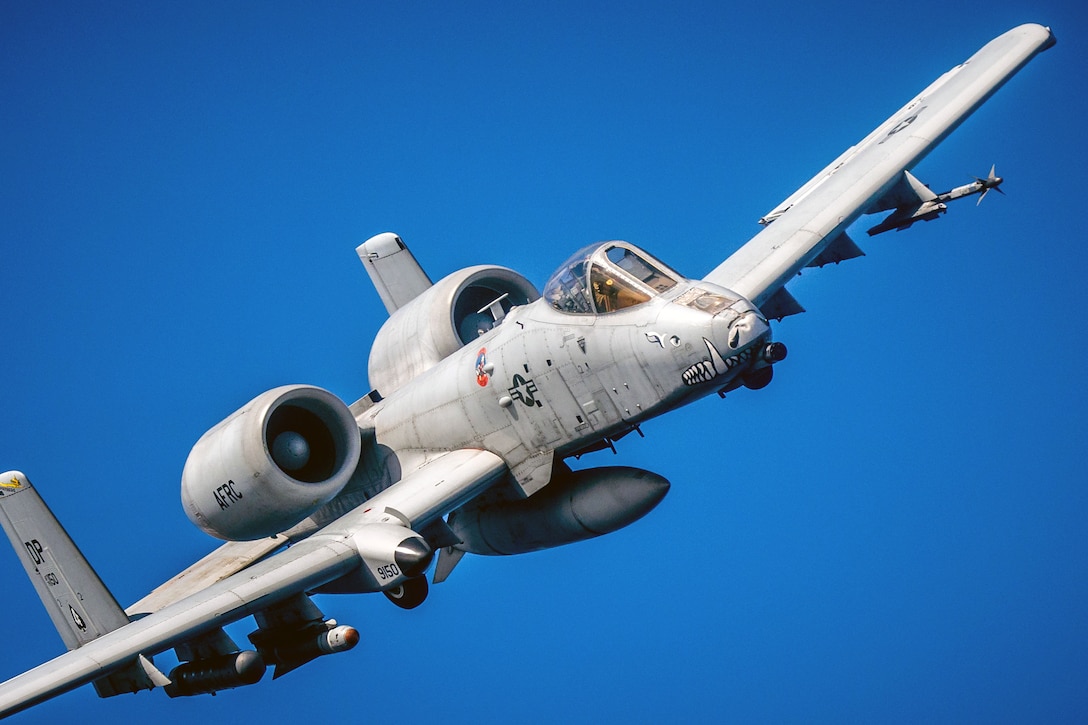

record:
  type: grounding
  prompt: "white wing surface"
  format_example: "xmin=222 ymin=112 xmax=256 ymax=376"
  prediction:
xmin=0 ymin=450 xmax=506 ymax=718
xmin=704 ymin=23 xmax=1055 ymax=309
xmin=124 ymin=536 xmax=289 ymax=617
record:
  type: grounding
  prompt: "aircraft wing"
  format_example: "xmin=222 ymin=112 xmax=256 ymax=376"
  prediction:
xmin=0 ymin=449 xmax=506 ymax=717
xmin=125 ymin=536 xmax=289 ymax=617
xmin=703 ymin=23 xmax=1055 ymax=311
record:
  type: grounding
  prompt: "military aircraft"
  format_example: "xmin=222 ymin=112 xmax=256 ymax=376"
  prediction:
xmin=0 ymin=23 xmax=1054 ymax=718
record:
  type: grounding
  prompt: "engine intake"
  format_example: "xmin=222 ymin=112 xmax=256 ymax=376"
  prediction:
xmin=368 ymin=265 xmax=539 ymax=394
xmin=181 ymin=385 xmax=361 ymax=541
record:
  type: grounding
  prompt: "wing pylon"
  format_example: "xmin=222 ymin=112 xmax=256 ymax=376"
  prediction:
xmin=705 ymin=24 xmax=1054 ymax=312
xmin=865 ymin=165 xmax=1005 ymax=235
xmin=0 ymin=449 xmax=506 ymax=717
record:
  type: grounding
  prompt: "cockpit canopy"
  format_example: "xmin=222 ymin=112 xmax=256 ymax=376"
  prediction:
xmin=543 ymin=241 xmax=681 ymax=314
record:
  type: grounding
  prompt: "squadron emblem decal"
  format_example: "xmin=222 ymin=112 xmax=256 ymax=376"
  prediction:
xmin=0 ymin=475 xmax=22 ymax=497
xmin=475 ymin=348 xmax=490 ymax=387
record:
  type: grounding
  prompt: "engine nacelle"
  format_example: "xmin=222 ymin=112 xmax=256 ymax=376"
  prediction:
xmin=181 ymin=385 xmax=362 ymax=541
xmin=368 ymin=264 xmax=539 ymax=394
xmin=448 ymin=465 xmax=670 ymax=555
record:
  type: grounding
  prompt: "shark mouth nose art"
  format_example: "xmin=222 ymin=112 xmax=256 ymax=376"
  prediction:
xmin=682 ymin=338 xmax=754 ymax=386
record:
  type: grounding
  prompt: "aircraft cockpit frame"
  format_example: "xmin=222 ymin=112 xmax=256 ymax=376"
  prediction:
xmin=543 ymin=241 xmax=681 ymax=315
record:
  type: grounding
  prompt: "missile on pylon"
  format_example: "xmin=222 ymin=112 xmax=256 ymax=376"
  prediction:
xmin=867 ymin=166 xmax=1005 ymax=236
xmin=249 ymin=622 xmax=360 ymax=679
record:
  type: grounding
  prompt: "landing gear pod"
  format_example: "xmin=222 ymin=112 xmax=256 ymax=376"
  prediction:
xmin=383 ymin=575 xmax=429 ymax=609
xmin=181 ymin=385 xmax=362 ymax=541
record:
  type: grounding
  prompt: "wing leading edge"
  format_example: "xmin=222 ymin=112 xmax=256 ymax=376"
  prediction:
xmin=0 ymin=449 xmax=506 ymax=718
xmin=703 ymin=23 xmax=1055 ymax=309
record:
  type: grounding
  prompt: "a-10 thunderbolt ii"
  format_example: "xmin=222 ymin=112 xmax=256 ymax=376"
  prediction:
xmin=0 ymin=23 xmax=1055 ymax=718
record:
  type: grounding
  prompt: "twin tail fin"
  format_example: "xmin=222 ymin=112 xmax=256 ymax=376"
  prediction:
xmin=0 ymin=471 xmax=168 ymax=696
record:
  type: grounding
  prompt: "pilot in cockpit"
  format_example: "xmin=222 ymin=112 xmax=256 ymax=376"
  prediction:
xmin=544 ymin=242 xmax=679 ymax=315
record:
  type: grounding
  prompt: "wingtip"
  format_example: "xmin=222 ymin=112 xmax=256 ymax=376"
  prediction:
xmin=1009 ymin=23 xmax=1056 ymax=52
xmin=1042 ymin=26 xmax=1057 ymax=50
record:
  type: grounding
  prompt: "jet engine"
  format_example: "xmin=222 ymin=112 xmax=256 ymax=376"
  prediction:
xmin=181 ymin=385 xmax=362 ymax=541
xmin=367 ymin=265 xmax=540 ymax=394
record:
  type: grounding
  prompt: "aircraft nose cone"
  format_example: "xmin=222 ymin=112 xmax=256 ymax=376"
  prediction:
xmin=714 ymin=306 xmax=769 ymax=353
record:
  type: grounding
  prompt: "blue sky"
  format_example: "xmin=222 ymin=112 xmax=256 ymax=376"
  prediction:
xmin=3 ymin=2 xmax=1087 ymax=722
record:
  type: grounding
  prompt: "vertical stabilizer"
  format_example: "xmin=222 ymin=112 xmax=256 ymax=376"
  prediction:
xmin=356 ymin=232 xmax=433 ymax=314
xmin=0 ymin=472 xmax=130 ymax=650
